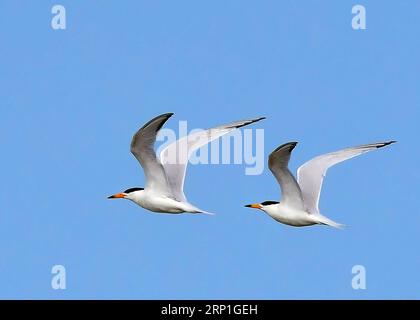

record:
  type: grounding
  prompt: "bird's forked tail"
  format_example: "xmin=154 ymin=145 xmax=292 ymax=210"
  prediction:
xmin=313 ymin=214 xmax=345 ymax=229
xmin=192 ymin=209 xmax=215 ymax=215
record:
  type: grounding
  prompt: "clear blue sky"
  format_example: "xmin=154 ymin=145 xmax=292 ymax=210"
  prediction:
xmin=0 ymin=1 xmax=419 ymax=299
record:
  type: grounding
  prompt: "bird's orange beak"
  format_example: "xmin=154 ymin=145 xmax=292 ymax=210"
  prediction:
xmin=107 ymin=193 xmax=126 ymax=199
xmin=245 ymin=203 xmax=262 ymax=209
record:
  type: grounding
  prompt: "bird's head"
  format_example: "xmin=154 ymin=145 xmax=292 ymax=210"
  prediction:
xmin=245 ymin=200 xmax=279 ymax=212
xmin=107 ymin=187 xmax=144 ymax=200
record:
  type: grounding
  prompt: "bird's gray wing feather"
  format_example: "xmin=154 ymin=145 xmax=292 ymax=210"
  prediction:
xmin=268 ymin=142 xmax=304 ymax=209
xmin=130 ymin=113 xmax=174 ymax=195
xmin=297 ymin=141 xmax=396 ymax=214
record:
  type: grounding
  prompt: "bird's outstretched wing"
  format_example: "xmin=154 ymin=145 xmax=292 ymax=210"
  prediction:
xmin=268 ymin=142 xmax=305 ymax=209
xmin=160 ymin=117 xmax=265 ymax=202
xmin=130 ymin=113 xmax=174 ymax=195
xmin=297 ymin=141 xmax=396 ymax=214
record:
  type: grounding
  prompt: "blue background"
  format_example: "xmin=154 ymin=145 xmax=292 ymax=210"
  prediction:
xmin=0 ymin=1 xmax=418 ymax=299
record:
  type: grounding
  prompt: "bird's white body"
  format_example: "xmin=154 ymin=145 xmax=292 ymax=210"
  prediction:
xmin=263 ymin=203 xmax=317 ymax=227
xmin=125 ymin=190 xmax=200 ymax=214
xmin=262 ymin=202 xmax=342 ymax=227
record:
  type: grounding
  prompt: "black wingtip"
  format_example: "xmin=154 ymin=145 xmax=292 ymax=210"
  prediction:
xmin=272 ymin=141 xmax=298 ymax=153
xmin=158 ymin=112 xmax=174 ymax=122
xmin=234 ymin=117 xmax=266 ymax=129
xmin=139 ymin=112 xmax=174 ymax=132
xmin=378 ymin=140 xmax=397 ymax=148
xmin=154 ymin=113 xmax=174 ymax=131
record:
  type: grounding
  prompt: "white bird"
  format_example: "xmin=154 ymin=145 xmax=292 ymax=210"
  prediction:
xmin=245 ymin=141 xmax=396 ymax=228
xmin=108 ymin=113 xmax=265 ymax=214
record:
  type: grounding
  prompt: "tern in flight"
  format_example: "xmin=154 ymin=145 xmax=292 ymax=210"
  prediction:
xmin=108 ymin=113 xmax=265 ymax=214
xmin=245 ymin=141 xmax=396 ymax=228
